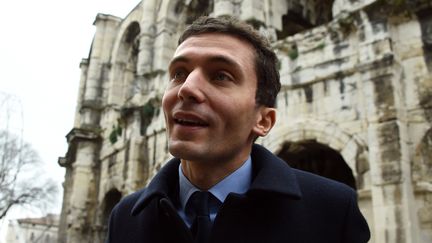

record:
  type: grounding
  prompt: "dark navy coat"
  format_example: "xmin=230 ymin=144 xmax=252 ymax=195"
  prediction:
xmin=106 ymin=144 xmax=370 ymax=243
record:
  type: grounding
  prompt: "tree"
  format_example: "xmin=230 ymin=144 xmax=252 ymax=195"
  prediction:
xmin=0 ymin=92 xmax=58 ymax=220
xmin=0 ymin=129 xmax=58 ymax=220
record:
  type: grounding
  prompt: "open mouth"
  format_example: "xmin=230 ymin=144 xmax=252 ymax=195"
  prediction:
xmin=174 ymin=118 xmax=208 ymax=127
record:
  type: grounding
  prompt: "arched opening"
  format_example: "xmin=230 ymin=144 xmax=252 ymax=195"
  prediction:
xmin=121 ymin=22 xmax=141 ymax=99
xmin=102 ymin=189 xmax=122 ymax=225
xmin=277 ymin=139 xmax=356 ymax=189
xmin=412 ymin=129 xmax=432 ymax=243
xmin=99 ymin=189 xmax=122 ymax=242
xmin=417 ymin=8 xmax=432 ymax=72
xmin=277 ymin=0 xmax=334 ymax=39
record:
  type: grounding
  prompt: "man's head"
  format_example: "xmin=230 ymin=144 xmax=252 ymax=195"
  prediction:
xmin=162 ymin=16 xmax=280 ymax=166
xmin=178 ymin=16 xmax=281 ymax=108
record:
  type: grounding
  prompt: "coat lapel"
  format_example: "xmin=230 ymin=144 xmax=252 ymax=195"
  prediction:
xmin=249 ymin=144 xmax=302 ymax=199
xmin=131 ymin=158 xmax=181 ymax=215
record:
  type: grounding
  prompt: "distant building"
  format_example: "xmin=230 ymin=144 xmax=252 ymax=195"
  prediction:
xmin=6 ymin=214 xmax=59 ymax=243
xmin=58 ymin=0 xmax=432 ymax=243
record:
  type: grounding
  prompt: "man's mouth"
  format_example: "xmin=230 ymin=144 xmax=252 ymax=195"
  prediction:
xmin=174 ymin=118 xmax=208 ymax=127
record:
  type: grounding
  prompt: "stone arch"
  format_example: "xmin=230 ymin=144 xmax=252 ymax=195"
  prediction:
xmin=170 ymin=0 xmax=214 ymax=24
xmin=101 ymin=189 xmax=122 ymax=223
xmin=112 ymin=22 xmax=140 ymax=60
xmin=277 ymin=140 xmax=356 ymax=189
xmin=98 ymin=188 xmax=122 ymax=242
xmin=108 ymin=19 xmax=142 ymax=105
xmin=276 ymin=0 xmax=335 ymax=39
xmin=412 ymin=128 xmax=432 ymax=243
xmin=118 ymin=22 xmax=141 ymax=100
xmin=266 ymin=121 xmax=373 ymax=230
xmin=266 ymin=120 xmax=370 ymax=189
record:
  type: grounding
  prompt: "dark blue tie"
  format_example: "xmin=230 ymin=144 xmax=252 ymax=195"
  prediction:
xmin=190 ymin=191 xmax=212 ymax=243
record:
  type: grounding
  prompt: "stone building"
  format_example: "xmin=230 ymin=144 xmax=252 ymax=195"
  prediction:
xmin=6 ymin=214 xmax=59 ymax=243
xmin=58 ymin=0 xmax=432 ymax=242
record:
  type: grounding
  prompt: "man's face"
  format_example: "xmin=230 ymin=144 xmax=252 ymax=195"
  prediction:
xmin=162 ymin=33 xmax=264 ymax=165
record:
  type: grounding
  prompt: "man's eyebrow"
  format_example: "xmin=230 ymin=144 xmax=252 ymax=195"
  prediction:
xmin=168 ymin=55 xmax=242 ymax=70
xmin=169 ymin=56 xmax=189 ymax=69
xmin=207 ymin=55 xmax=240 ymax=69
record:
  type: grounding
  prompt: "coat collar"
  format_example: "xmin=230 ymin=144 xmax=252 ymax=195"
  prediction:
xmin=248 ymin=144 xmax=302 ymax=198
xmin=131 ymin=157 xmax=180 ymax=215
xmin=131 ymin=144 xmax=302 ymax=215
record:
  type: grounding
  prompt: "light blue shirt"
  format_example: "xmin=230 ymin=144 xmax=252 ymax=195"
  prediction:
xmin=177 ymin=157 xmax=252 ymax=227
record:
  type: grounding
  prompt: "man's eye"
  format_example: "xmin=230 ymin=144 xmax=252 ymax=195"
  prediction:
xmin=172 ymin=70 xmax=187 ymax=81
xmin=213 ymin=72 xmax=232 ymax=82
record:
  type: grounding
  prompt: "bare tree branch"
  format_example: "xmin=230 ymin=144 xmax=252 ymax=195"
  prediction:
xmin=0 ymin=129 xmax=58 ymax=220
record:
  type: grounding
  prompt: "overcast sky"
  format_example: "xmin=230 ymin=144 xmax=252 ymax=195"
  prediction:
xmin=0 ymin=0 xmax=141 ymax=227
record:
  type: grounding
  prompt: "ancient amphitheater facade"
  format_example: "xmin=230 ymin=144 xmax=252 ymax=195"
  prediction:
xmin=58 ymin=0 xmax=432 ymax=242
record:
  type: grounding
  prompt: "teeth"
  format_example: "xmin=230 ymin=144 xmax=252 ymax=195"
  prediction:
xmin=175 ymin=119 xmax=206 ymax=126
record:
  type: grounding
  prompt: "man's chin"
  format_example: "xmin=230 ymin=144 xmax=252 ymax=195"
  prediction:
xmin=168 ymin=141 xmax=206 ymax=161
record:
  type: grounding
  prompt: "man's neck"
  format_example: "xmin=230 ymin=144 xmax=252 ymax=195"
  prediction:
xmin=180 ymin=152 xmax=250 ymax=190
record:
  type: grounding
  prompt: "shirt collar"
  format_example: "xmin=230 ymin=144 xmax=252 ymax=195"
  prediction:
xmin=178 ymin=156 xmax=252 ymax=210
xmin=131 ymin=144 xmax=302 ymax=216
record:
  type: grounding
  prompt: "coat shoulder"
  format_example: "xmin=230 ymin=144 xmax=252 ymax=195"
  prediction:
xmin=293 ymin=168 xmax=356 ymax=202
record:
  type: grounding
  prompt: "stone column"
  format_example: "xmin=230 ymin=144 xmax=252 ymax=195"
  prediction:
xmin=360 ymin=31 xmax=416 ymax=243
xmin=240 ymin=0 xmax=265 ymax=24
xmin=153 ymin=13 xmax=177 ymax=75
xmin=124 ymin=110 xmax=149 ymax=193
xmin=214 ymin=0 xmax=236 ymax=17
xmin=367 ymin=121 xmax=409 ymax=243
xmin=66 ymin=141 xmax=100 ymax=243
xmin=137 ymin=0 xmax=157 ymax=77
xmin=83 ymin=14 xmax=121 ymax=104
xmin=74 ymin=59 xmax=88 ymax=128
xmin=388 ymin=12 xmax=429 ymax=242
xmin=359 ymin=6 xmax=420 ymax=242
xmin=63 ymin=14 xmax=121 ymax=243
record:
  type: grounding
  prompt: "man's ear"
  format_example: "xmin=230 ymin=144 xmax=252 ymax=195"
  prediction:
xmin=253 ymin=107 xmax=276 ymax=137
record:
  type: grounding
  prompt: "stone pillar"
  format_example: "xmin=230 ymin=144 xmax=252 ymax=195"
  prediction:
xmin=106 ymin=61 xmax=126 ymax=105
xmin=388 ymin=12 xmax=428 ymax=243
xmin=367 ymin=121 xmax=408 ymax=243
xmin=137 ymin=0 xmax=157 ymax=77
xmin=214 ymin=0 xmax=236 ymax=17
xmin=240 ymin=0 xmax=265 ymax=24
xmin=74 ymin=59 xmax=88 ymax=128
xmin=359 ymin=5 xmax=421 ymax=242
xmin=80 ymin=14 xmax=120 ymax=127
xmin=360 ymin=32 xmax=416 ymax=243
xmin=66 ymin=141 xmax=100 ymax=243
xmin=153 ymin=15 xmax=177 ymax=75
xmin=124 ymin=110 xmax=149 ymax=193
xmin=83 ymin=14 xmax=121 ymax=103
xmin=59 ymin=129 xmax=101 ymax=243
xmin=62 ymin=14 xmax=121 ymax=243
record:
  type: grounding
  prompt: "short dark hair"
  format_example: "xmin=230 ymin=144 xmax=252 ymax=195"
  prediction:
xmin=178 ymin=16 xmax=281 ymax=108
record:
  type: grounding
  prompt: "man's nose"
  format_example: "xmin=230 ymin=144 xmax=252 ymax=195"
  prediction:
xmin=177 ymin=69 xmax=206 ymax=103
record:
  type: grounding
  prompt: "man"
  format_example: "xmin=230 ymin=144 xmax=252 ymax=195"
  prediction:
xmin=106 ymin=16 xmax=370 ymax=243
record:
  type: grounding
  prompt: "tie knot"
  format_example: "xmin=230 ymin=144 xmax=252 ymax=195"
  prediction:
xmin=189 ymin=191 xmax=211 ymax=217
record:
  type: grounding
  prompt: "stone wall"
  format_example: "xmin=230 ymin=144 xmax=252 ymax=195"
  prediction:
xmin=58 ymin=0 xmax=432 ymax=242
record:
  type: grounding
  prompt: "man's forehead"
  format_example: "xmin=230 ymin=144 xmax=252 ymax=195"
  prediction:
xmin=169 ymin=33 xmax=255 ymax=67
xmin=175 ymin=33 xmax=254 ymax=54
xmin=169 ymin=54 xmax=239 ymax=68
